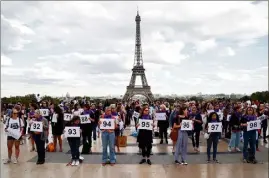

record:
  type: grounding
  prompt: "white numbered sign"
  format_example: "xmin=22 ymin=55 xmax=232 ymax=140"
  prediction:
xmin=208 ymin=122 xmax=222 ymax=133
xmin=100 ymin=118 xmax=115 ymax=130
xmin=227 ymin=114 xmax=231 ymax=121
xmin=40 ymin=109 xmax=49 ymax=117
xmin=155 ymin=113 xmax=166 ymax=121
xmin=30 ymin=121 xmax=43 ymax=132
xmin=80 ymin=115 xmax=90 ymax=124
xmin=6 ymin=128 xmax=21 ymax=140
xmin=247 ymin=120 xmax=261 ymax=131
xmin=181 ymin=120 xmax=193 ymax=131
xmin=64 ymin=127 xmax=80 ymax=137
xmin=133 ymin=111 xmax=140 ymax=118
xmin=51 ymin=114 xmax=58 ymax=123
xmin=138 ymin=119 xmax=153 ymax=131
xmin=218 ymin=112 xmax=223 ymax=121
xmin=64 ymin=113 xmax=73 ymax=121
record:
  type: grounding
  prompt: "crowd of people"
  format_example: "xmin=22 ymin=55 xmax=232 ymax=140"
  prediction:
xmin=1 ymin=98 xmax=268 ymax=166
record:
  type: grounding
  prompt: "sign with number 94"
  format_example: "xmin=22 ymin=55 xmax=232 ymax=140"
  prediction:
xmin=99 ymin=118 xmax=115 ymax=130
xmin=208 ymin=122 xmax=222 ymax=133
xmin=247 ymin=120 xmax=261 ymax=131
xmin=30 ymin=121 xmax=43 ymax=132
xmin=64 ymin=127 xmax=80 ymax=137
xmin=138 ymin=119 xmax=153 ymax=130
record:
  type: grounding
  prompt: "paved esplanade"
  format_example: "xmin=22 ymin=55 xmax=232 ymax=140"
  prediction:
xmin=1 ymin=122 xmax=268 ymax=178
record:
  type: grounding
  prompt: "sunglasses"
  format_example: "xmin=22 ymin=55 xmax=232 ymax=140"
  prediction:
xmin=144 ymin=110 xmax=149 ymax=111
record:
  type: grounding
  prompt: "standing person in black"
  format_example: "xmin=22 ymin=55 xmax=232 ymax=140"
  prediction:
xmin=51 ymin=105 xmax=64 ymax=152
xmin=81 ymin=104 xmax=95 ymax=154
xmin=157 ymin=104 xmax=169 ymax=144
xmin=137 ymin=106 xmax=154 ymax=165
xmin=258 ymin=104 xmax=268 ymax=143
xmin=190 ymin=105 xmax=203 ymax=152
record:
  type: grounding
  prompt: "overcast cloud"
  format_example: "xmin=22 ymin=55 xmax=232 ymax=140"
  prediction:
xmin=1 ymin=1 xmax=268 ymax=97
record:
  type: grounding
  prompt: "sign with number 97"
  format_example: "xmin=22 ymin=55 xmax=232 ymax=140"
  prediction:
xmin=65 ymin=127 xmax=80 ymax=137
xmin=99 ymin=118 xmax=115 ymax=130
xmin=208 ymin=123 xmax=222 ymax=132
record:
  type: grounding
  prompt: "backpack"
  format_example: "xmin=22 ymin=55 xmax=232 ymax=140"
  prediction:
xmin=5 ymin=117 xmax=22 ymax=130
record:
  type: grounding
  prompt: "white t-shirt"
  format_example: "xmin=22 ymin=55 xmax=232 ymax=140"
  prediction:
xmin=5 ymin=118 xmax=24 ymax=132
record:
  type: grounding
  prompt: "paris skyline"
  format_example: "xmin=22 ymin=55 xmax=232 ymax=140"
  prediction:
xmin=1 ymin=1 xmax=268 ymax=97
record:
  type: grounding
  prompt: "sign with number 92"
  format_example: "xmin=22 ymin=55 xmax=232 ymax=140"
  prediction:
xmin=30 ymin=121 xmax=43 ymax=132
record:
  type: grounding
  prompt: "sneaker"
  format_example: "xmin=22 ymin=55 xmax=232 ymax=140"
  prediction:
xmin=75 ymin=160 xmax=80 ymax=166
xmin=147 ymin=159 xmax=152 ymax=165
xmin=235 ymin=147 xmax=241 ymax=152
xmin=264 ymin=140 xmax=268 ymax=144
xmin=197 ymin=147 xmax=200 ymax=152
xmin=181 ymin=161 xmax=188 ymax=165
xmin=165 ymin=140 xmax=168 ymax=144
xmin=252 ymin=159 xmax=257 ymax=164
xmin=175 ymin=160 xmax=181 ymax=164
xmin=3 ymin=159 xmax=11 ymax=164
xmin=213 ymin=159 xmax=219 ymax=163
xmin=160 ymin=140 xmax=163 ymax=144
xmin=71 ymin=160 xmax=76 ymax=166
xmin=256 ymin=148 xmax=260 ymax=152
xmin=227 ymin=147 xmax=232 ymax=152
xmin=13 ymin=159 xmax=18 ymax=164
xmin=243 ymin=159 xmax=247 ymax=163
xmin=207 ymin=159 xmax=211 ymax=163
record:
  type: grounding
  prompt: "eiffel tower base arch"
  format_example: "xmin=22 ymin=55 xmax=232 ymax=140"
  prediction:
xmin=122 ymin=86 xmax=154 ymax=103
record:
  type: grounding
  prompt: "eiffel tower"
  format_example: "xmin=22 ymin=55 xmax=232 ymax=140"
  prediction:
xmin=122 ymin=10 xmax=154 ymax=102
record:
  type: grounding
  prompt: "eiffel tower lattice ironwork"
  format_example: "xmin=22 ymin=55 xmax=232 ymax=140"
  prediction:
xmin=122 ymin=10 xmax=154 ymax=102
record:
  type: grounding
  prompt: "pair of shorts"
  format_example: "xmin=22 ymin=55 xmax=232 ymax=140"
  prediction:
xmin=7 ymin=136 xmax=21 ymax=141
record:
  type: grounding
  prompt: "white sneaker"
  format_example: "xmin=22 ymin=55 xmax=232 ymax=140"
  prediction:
xmin=3 ymin=159 xmax=11 ymax=164
xmin=228 ymin=147 xmax=232 ymax=152
xmin=75 ymin=160 xmax=80 ymax=166
xmin=236 ymin=147 xmax=241 ymax=152
xmin=13 ymin=159 xmax=18 ymax=164
xmin=71 ymin=160 xmax=76 ymax=166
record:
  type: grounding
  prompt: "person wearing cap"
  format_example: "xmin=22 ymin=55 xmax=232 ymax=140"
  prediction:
xmin=29 ymin=109 xmax=49 ymax=164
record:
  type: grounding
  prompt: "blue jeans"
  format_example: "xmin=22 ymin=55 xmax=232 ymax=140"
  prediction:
xmin=207 ymin=134 xmax=219 ymax=160
xmin=68 ymin=138 xmax=80 ymax=160
xmin=243 ymin=130 xmax=256 ymax=159
xmin=229 ymin=132 xmax=240 ymax=148
xmin=101 ymin=131 xmax=116 ymax=163
xmin=174 ymin=130 xmax=188 ymax=162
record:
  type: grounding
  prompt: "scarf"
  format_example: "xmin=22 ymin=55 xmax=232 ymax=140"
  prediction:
xmin=36 ymin=116 xmax=43 ymax=122
xmin=83 ymin=109 xmax=90 ymax=115
xmin=141 ymin=114 xmax=151 ymax=120
xmin=112 ymin=112 xmax=118 ymax=116
xmin=104 ymin=114 xmax=112 ymax=119
xmin=245 ymin=115 xmax=256 ymax=121
xmin=234 ymin=111 xmax=241 ymax=120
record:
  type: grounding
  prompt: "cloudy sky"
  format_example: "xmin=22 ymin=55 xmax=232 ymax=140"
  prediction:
xmin=1 ymin=1 xmax=268 ymax=97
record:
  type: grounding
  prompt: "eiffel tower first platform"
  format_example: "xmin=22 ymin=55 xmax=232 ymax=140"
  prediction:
xmin=122 ymin=10 xmax=154 ymax=102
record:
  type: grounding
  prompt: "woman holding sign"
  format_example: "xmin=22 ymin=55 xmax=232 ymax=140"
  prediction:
xmin=99 ymin=106 xmax=117 ymax=166
xmin=3 ymin=108 xmax=24 ymax=164
xmin=51 ymin=105 xmax=64 ymax=152
xmin=156 ymin=104 xmax=169 ymax=144
xmin=240 ymin=107 xmax=258 ymax=164
xmin=174 ymin=106 xmax=190 ymax=165
xmin=205 ymin=112 xmax=221 ymax=163
xmin=29 ymin=109 xmax=49 ymax=164
xmin=136 ymin=106 xmax=154 ymax=165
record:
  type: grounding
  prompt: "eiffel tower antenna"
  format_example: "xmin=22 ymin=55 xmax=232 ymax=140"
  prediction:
xmin=122 ymin=10 xmax=154 ymax=102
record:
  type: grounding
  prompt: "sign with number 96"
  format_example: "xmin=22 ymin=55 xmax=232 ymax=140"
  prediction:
xmin=181 ymin=120 xmax=193 ymax=131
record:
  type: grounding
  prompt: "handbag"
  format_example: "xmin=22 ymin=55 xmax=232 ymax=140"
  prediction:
xmin=169 ymin=128 xmax=179 ymax=142
xmin=119 ymin=135 xmax=127 ymax=147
